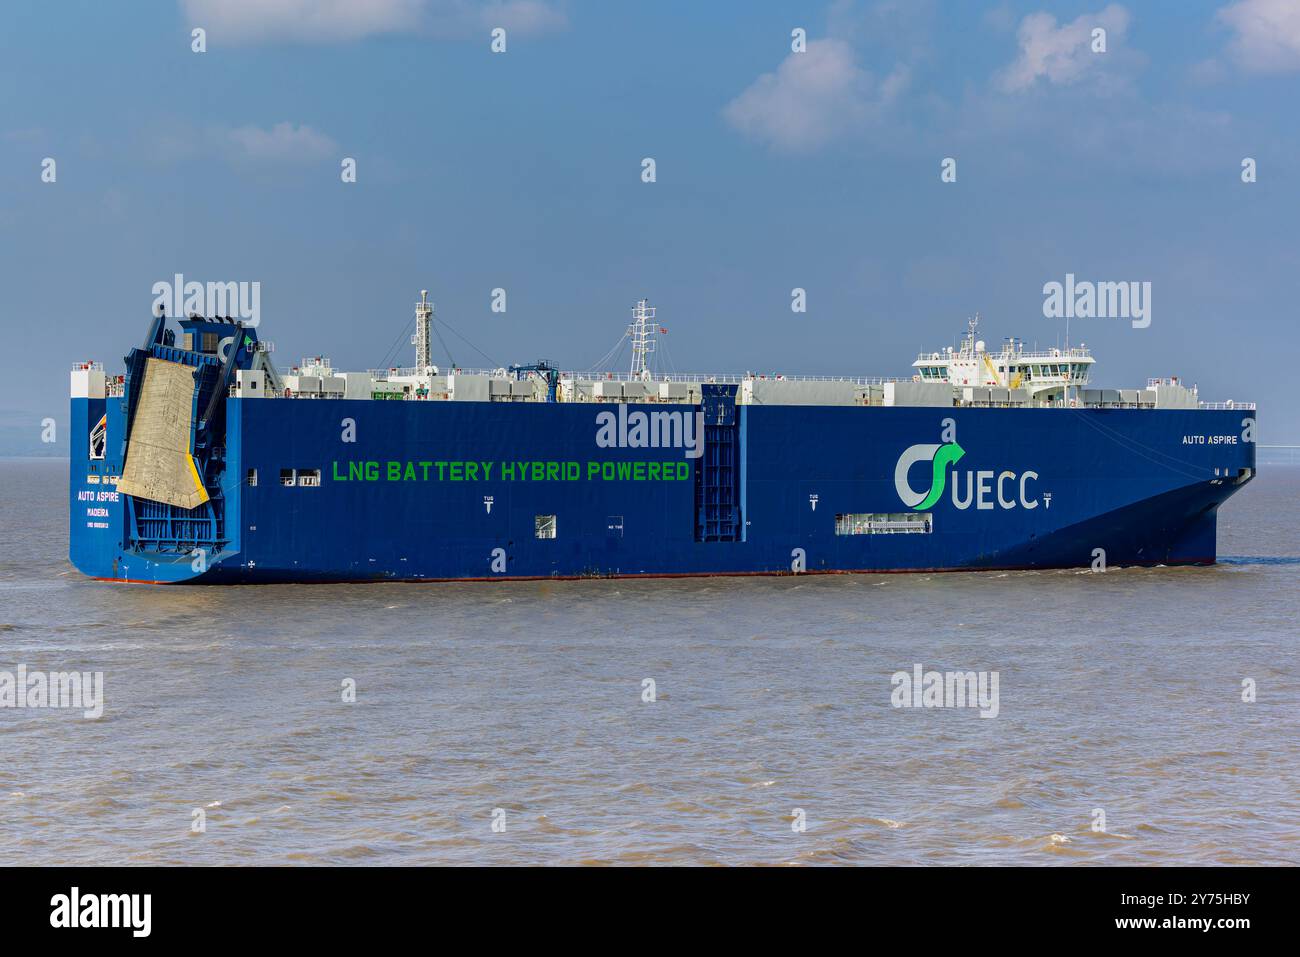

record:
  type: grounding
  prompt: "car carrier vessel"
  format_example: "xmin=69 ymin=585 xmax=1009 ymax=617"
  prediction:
xmin=69 ymin=295 xmax=1256 ymax=584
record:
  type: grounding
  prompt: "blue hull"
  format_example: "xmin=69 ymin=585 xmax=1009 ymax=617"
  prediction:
xmin=70 ymin=394 xmax=1256 ymax=584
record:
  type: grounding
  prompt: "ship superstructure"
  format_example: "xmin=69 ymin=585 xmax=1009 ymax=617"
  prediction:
xmin=69 ymin=294 xmax=1256 ymax=584
xmin=912 ymin=315 xmax=1096 ymax=404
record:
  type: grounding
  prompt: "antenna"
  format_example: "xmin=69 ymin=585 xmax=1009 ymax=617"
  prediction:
xmin=412 ymin=289 xmax=433 ymax=370
xmin=628 ymin=298 xmax=658 ymax=379
xmin=965 ymin=313 xmax=979 ymax=352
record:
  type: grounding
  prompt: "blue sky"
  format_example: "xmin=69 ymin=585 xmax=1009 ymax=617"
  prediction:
xmin=2 ymin=0 xmax=1298 ymax=453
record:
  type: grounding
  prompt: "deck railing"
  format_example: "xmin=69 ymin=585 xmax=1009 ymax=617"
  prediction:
xmin=916 ymin=347 xmax=1093 ymax=361
xmin=369 ymin=367 xmax=909 ymax=386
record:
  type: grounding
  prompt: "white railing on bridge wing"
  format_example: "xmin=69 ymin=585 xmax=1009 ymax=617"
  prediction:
xmin=1007 ymin=348 xmax=1093 ymax=360
xmin=1198 ymin=401 xmax=1255 ymax=410
xmin=916 ymin=347 xmax=1092 ymax=362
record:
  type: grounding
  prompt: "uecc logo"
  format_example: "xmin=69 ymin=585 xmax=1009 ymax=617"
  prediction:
xmin=894 ymin=442 xmax=965 ymax=510
xmin=895 ymin=440 xmax=1043 ymax=511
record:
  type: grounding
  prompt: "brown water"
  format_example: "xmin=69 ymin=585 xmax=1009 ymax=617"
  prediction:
xmin=1 ymin=459 xmax=1296 ymax=865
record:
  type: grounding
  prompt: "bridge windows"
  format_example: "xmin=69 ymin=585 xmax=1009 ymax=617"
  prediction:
xmin=835 ymin=512 xmax=932 ymax=535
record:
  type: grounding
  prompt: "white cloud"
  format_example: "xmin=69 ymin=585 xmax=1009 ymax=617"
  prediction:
xmin=183 ymin=0 xmax=422 ymax=43
xmin=181 ymin=0 xmax=565 ymax=44
xmin=480 ymin=0 xmax=566 ymax=34
xmin=222 ymin=122 xmax=339 ymax=163
xmin=147 ymin=121 xmax=339 ymax=166
xmin=723 ymin=39 xmax=908 ymax=152
xmin=1217 ymin=0 xmax=1300 ymax=72
xmin=996 ymin=4 xmax=1131 ymax=93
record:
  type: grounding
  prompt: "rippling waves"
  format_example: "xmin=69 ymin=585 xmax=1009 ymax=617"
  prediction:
xmin=2 ymin=460 xmax=1297 ymax=865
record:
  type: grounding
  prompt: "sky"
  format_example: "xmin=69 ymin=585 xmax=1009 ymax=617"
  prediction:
xmin=2 ymin=0 xmax=1298 ymax=454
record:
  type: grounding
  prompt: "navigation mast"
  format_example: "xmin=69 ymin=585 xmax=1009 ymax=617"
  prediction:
xmin=628 ymin=298 xmax=658 ymax=379
xmin=412 ymin=289 xmax=433 ymax=371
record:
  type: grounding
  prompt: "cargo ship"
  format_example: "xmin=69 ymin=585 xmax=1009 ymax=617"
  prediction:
xmin=69 ymin=295 xmax=1256 ymax=584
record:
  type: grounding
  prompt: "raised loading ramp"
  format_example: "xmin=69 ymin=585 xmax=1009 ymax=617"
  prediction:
xmin=117 ymin=357 xmax=210 ymax=509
